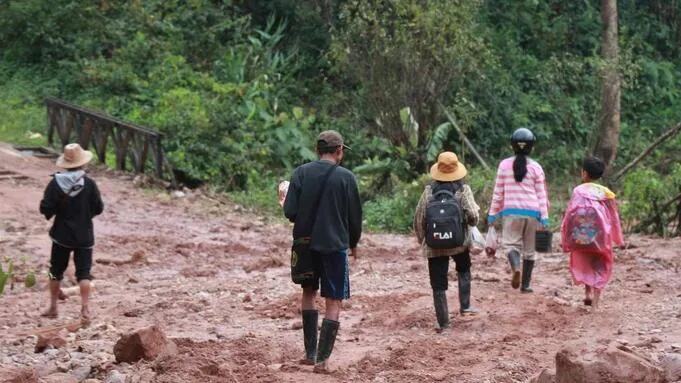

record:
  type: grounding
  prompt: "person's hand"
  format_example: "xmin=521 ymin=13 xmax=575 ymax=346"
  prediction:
xmin=350 ymin=248 xmax=359 ymax=259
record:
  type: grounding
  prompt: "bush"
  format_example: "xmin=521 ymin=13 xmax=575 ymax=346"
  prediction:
xmin=620 ymin=166 xmax=681 ymax=235
xmin=363 ymin=178 xmax=424 ymax=233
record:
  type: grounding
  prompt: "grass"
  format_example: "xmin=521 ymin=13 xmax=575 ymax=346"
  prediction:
xmin=0 ymin=64 xmax=51 ymax=146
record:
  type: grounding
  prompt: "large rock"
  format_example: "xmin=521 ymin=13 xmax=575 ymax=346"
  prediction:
xmin=555 ymin=343 xmax=664 ymax=383
xmin=34 ymin=333 xmax=67 ymax=353
xmin=0 ymin=367 xmax=38 ymax=383
xmin=661 ymin=353 xmax=681 ymax=382
xmin=113 ymin=326 xmax=176 ymax=363
xmin=528 ymin=369 xmax=556 ymax=383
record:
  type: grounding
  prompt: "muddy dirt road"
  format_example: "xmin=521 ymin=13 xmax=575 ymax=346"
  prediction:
xmin=1 ymin=143 xmax=681 ymax=382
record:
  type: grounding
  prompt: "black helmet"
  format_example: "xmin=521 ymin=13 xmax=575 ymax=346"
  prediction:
xmin=511 ymin=128 xmax=535 ymax=153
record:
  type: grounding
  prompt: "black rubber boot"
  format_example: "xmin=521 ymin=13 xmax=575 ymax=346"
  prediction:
xmin=507 ymin=250 xmax=521 ymax=289
xmin=315 ymin=318 xmax=339 ymax=367
xmin=521 ymin=260 xmax=535 ymax=293
xmin=457 ymin=271 xmax=479 ymax=315
xmin=432 ymin=290 xmax=450 ymax=330
xmin=301 ymin=310 xmax=318 ymax=364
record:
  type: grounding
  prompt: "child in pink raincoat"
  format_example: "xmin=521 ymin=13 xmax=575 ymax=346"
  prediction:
xmin=561 ymin=157 xmax=624 ymax=307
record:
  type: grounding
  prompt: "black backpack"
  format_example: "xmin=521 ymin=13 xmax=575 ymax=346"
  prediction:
xmin=424 ymin=183 xmax=465 ymax=249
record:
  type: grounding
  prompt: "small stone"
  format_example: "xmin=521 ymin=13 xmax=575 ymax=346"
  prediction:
xmin=41 ymin=373 xmax=78 ymax=383
xmin=71 ymin=365 xmax=92 ymax=382
xmin=267 ymin=363 xmax=282 ymax=371
xmin=43 ymin=348 xmax=60 ymax=358
xmin=0 ymin=367 xmax=39 ymax=383
xmin=171 ymin=191 xmax=185 ymax=199
xmin=34 ymin=361 xmax=58 ymax=377
xmin=291 ymin=322 xmax=303 ymax=330
xmin=35 ymin=334 xmax=67 ymax=353
xmin=105 ymin=370 xmax=126 ymax=383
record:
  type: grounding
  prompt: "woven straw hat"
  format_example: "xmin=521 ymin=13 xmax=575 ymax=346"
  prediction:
xmin=56 ymin=143 xmax=93 ymax=169
xmin=430 ymin=152 xmax=467 ymax=182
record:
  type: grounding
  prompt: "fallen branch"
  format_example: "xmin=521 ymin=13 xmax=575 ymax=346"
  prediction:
xmin=437 ymin=101 xmax=491 ymax=171
xmin=634 ymin=190 xmax=681 ymax=233
xmin=611 ymin=121 xmax=681 ymax=182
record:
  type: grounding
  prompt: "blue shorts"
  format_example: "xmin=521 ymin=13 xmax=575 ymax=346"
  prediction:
xmin=301 ymin=249 xmax=350 ymax=300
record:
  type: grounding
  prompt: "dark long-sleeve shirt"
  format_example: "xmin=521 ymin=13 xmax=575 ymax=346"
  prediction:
xmin=284 ymin=160 xmax=362 ymax=253
xmin=39 ymin=176 xmax=104 ymax=248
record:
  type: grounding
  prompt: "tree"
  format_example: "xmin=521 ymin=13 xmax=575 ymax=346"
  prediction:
xmin=331 ymin=0 xmax=487 ymax=172
xmin=593 ymin=0 xmax=621 ymax=172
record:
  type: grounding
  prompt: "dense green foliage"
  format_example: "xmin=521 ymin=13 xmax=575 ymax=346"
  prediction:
xmin=1 ymin=0 xmax=680 ymax=233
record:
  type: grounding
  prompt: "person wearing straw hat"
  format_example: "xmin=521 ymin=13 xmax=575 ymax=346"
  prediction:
xmin=39 ymin=143 xmax=104 ymax=323
xmin=413 ymin=151 xmax=481 ymax=332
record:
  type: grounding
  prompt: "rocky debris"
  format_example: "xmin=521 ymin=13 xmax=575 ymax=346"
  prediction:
xmin=70 ymin=365 xmax=92 ymax=382
xmin=555 ymin=342 xmax=664 ymax=383
xmin=113 ymin=326 xmax=177 ymax=363
xmin=34 ymin=333 xmax=67 ymax=353
xmin=41 ymin=373 xmax=78 ymax=383
xmin=0 ymin=367 xmax=38 ymax=383
xmin=105 ymin=370 xmax=126 ymax=383
xmin=661 ymin=353 xmax=681 ymax=382
xmin=528 ymin=369 xmax=556 ymax=383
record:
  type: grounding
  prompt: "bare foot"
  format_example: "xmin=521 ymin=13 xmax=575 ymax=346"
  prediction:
xmin=313 ymin=360 xmax=332 ymax=374
xmin=584 ymin=285 xmax=593 ymax=306
xmin=298 ymin=357 xmax=315 ymax=366
xmin=592 ymin=289 xmax=601 ymax=309
xmin=41 ymin=308 xmax=58 ymax=319
xmin=80 ymin=306 xmax=92 ymax=325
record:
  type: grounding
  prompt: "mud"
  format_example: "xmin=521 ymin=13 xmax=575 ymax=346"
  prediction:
xmin=1 ymin=143 xmax=681 ymax=382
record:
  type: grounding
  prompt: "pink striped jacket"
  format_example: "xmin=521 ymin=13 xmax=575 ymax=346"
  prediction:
xmin=488 ymin=156 xmax=549 ymax=225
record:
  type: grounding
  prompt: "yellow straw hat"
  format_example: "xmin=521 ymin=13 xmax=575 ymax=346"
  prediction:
xmin=430 ymin=152 xmax=467 ymax=182
xmin=56 ymin=143 xmax=93 ymax=169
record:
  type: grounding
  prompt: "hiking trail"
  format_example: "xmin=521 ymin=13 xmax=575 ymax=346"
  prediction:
xmin=1 ymin=143 xmax=681 ymax=382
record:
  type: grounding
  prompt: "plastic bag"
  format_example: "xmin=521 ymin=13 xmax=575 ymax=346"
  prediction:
xmin=278 ymin=181 xmax=290 ymax=207
xmin=469 ymin=226 xmax=485 ymax=255
xmin=485 ymin=226 xmax=499 ymax=257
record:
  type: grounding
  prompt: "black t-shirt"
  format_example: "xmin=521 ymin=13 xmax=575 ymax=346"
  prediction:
xmin=284 ymin=160 xmax=362 ymax=253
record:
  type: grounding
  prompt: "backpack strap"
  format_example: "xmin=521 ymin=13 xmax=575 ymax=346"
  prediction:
xmin=432 ymin=189 xmax=456 ymax=200
xmin=430 ymin=181 xmax=462 ymax=200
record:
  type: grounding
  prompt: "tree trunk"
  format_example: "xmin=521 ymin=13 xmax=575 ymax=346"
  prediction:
xmin=593 ymin=0 xmax=621 ymax=173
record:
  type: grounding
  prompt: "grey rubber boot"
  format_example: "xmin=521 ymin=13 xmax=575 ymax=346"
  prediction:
xmin=521 ymin=259 xmax=535 ymax=293
xmin=507 ymin=250 xmax=521 ymax=289
xmin=315 ymin=318 xmax=339 ymax=366
xmin=432 ymin=290 xmax=450 ymax=330
xmin=457 ymin=271 xmax=479 ymax=315
xmin=302 ymin=310 xmax=318 ymax=364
